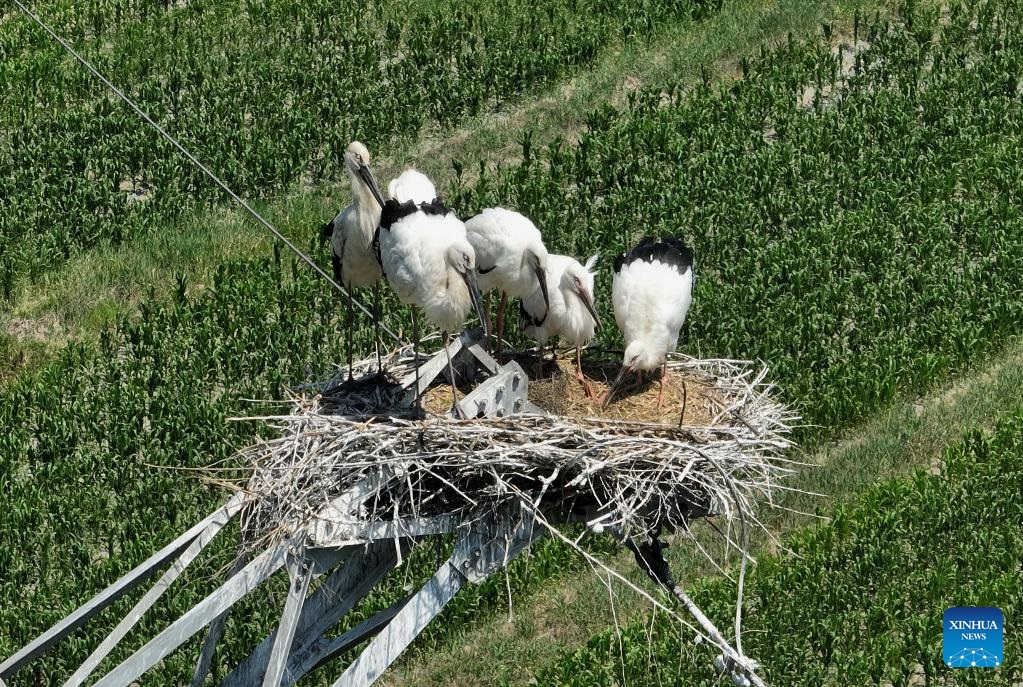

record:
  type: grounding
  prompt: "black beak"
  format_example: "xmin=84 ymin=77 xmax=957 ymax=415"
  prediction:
xmin=576 ymin=286 xmax=601 ymax=328
xmin=358 ymin=164 xmax=386 ymax=208
xmin=532 ymin=258 xmax=550 ymax=317
xmin=602 ymin=364 xmax=631 ymax=409
xmin=462 ymin=269 xmax=489 ymax=338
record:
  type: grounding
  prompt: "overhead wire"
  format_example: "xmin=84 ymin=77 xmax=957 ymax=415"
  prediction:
xmin=12 ymin=0 xmax=404 ymax=345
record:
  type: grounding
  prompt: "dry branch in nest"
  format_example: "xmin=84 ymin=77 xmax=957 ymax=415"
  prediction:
xmin=232 ymin=345 xmax=798 ymax=557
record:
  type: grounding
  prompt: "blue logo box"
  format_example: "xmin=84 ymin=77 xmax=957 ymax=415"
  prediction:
xmin=944 ymin=607 xmax=1004 ymax=668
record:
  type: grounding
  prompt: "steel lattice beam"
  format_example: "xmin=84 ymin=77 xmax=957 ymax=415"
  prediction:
xmin=3 ymin=340 xmax=553 ymax=687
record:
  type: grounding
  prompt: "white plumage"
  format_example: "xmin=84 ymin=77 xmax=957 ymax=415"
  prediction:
xmin=379 ymin=208 xmax=480 ymax=333
xmin=326 ymin=142 xmax=384 ymax=290
xmin=466 ymin=208 xmax=549 ymax=298
xmin=376 ymin=171 xmax=487 ymax=413
xmin=465 ymin=207 xmax=550 ymax=347
xmin=605 ymin=236 xmax=694 ymax=407
xmin=520 ymin=253 xmax=600 ymax=395
xmin=321 ymin=141 xmax=386 ymax=378
xmin=387 ymin=168 xmax=437 ymax=205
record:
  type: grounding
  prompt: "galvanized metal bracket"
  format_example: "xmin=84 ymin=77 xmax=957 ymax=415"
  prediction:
xmin=399 ymin=328 xmax=496 ymax=393
xmin=457 ymin=360 xmax=529 ymax=418
xmin=453 ymin=502 xmax=542 ymax=583
xmin=311 ymin=513 xmax=464 ymax=549
xmin=398 ymin=328 xmax=526 ymax=415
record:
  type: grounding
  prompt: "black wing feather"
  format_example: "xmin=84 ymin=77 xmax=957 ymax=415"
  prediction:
xmin=419 ymin=197 xmax=450 ymax=216
xmin=371 ymin=225 xmax=383 ymax=268
xmin=320 ymin=218 xmax=335 ymax=243
xmin=380 ymin=199 xmax=419 ymax=229
xmin=519 ymin=299 xmax=547 ymax=329
xmin=331 ymin=249 xmax=344 ymax=286
xmin=380 ymin=197 xmax=452 ymax=231
xmin=613 ymin=235 xmax=694 ymax=275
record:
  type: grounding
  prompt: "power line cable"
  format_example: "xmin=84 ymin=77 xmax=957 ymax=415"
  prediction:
xmin=12 ymin=0 xmax=403 ymax=345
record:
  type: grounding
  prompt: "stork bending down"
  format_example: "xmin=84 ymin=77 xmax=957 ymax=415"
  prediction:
xmin=604 ymin=236 xmax=695 ymax=408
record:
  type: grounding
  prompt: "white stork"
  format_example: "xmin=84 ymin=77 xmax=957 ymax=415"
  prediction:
xmin=464 ymin=207 xmax=550 ymax=350
xmin=375 ymin=170 xmax=487 ymax=414
xmin=520 ymin=254 xmax=601 ymax=396
xmin=603 ymin=236 xmax=695 ymax=408
xmin=320 ymin=141 xmax=386 ymax=380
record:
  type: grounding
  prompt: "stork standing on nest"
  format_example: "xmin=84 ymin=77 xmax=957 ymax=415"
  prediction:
xmin=520 ymin=254 xmax=601 ymax=396
xmin=464 ymin=208 xmax=550 ymax=351
xmin=376 ymin=169 xmax=488 ymax=415
xmin=319 ymin=141 xmax=386 ymax=380
xmin=603 ymin=236 xmax=695 ymax=409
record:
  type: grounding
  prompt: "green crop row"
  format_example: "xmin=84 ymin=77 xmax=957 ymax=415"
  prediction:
xmin=537 ymin=405 xmax=1023 ymax=686
xmin=0 ymin=0 xmax=718 ymax=297
xmin=4 ymin=0 xmax=1023 ymax=681
xmin=452 ymin=0 xmax=1023 ymax=442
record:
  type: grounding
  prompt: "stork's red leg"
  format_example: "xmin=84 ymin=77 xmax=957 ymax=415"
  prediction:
xmin=656 ymin=361 xmax=667 ymax=409
xmin=575 ymin=345 xmax=596 ymax=398
xmin=373 ymin=282 xmax=382 ymax=373
xmin=346 ymin=285 xmax=355 ymax=382
xmin=411 ymin=310 xmax=423 ymax=412
xmin=443 ymin=330 xmax=463 ymax=417
xmin=678 ymin=380 xmax=688 ymax=427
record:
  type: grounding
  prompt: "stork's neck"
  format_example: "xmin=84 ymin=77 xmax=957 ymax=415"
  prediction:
xmin=353 ymin=174 xmax=382 ymax=214
xmin=350 ymin=177 xmax=382 ymax=242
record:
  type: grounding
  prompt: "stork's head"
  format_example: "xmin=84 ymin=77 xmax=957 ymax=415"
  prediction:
xmin=561 ymin=255 xmax=600 ymax=329
xmin=522 ymin=239 xmax=550 ymax=316
xmin=448 ymin=241 xmax=490 ymax=338
xmin=621 ymin=340 xmax=660 ymax=373
xmin=603 ymin=341 xmax=658 ymax=408
xmin=344 ymin=141 xmax=384 ymax=208
xmin=344 ymin=141 xmax=371 ymax=170
xmin=446 ymin=240 xmax=477 ymax=275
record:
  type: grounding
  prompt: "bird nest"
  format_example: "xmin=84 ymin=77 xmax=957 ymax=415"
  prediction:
xmin=231 ymin=343 xmax=799 ymax=554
